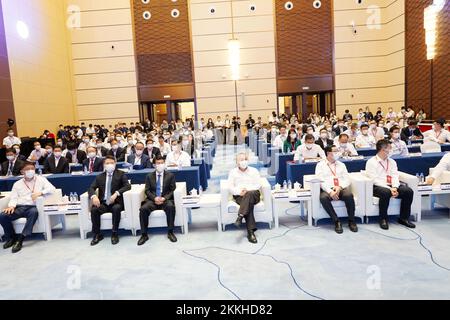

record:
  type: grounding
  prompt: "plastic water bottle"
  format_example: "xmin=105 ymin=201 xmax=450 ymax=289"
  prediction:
xmin=83 ymin=166 xmax=89 ymax=175
xmin=408 ymin=138 xmax=412 ymax=146
xmin=416 ymin=173 xmax=421 ymax=182
xmin=420 ymin=173 xmax=424 ymax=184
xmin=74 ymin=192 xmax=79 ymax=202
xmin=38 ymin=167 xmax=42 ymax=176
xmin=69 ymin=192 xmax=74 ymax=202
xmin=283 ymin=180 xmax=287 ymax=190
xmin=287 ymin=180 xmax=292 ymax=190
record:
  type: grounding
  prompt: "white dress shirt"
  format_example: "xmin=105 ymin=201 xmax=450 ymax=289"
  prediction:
xmin=369 ymin=127 xmax=385 ymax=141
xmin=315 ymin=159 xmax=351 ymax=193
xmin=294 ymin=144 xmax=325 ymax=161
xmin=227 ymin=167 xmax=262 ymax=196
xmin=343 ymin=129 xmax=359 ymax=142
xmin=429 ymin=153 xmax=450 ymax=180
xmin=3 ymin=136 xmax=21 ymax=148
xmin=355 ymin=134 xmax=376 ymax=148
xmin=390 ymin=138 xmax=409 ymax=156
xmin=386 ymin=112 xmax=397 ymax=121
xmin=365 ymin=155 xmax=400 ymax=189
xmin=8 ymin=176 xmax=56 ymax=207
xmin=27 ymin=149 xmax=47 ymax=162
xmin=165 ymin=151 xmax=191 ymax=167
xmin=335 ymin=142 xmax=358 ymax=156
xmin=272 ymin=134 xmax=287 ymax=149
xmin=423 ymin=129 xmax=450 ymax=144
xmin=157 ymin=142 xmax=171 ymax=156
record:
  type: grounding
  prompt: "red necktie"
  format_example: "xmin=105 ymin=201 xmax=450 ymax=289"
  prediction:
xmin=90 ymin=159 xmax=94 ymax=173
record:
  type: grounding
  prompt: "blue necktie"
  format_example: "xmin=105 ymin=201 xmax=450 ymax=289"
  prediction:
xmin=156 ymin=174 xmax=162 ymax=197
xmin=105 ymin=174 xmax=112 ymax=204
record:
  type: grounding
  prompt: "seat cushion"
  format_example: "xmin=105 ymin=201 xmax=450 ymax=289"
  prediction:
xmin=372 ymin=197 xmax=401 ymax=206
xmin=12 ymin=218 xmax=27 ymax=225
xmin=149 ymin=210 xmax=166 ymax=218
xmin=227 ymin=201 xmax=265 ymax=213
xmin=90 ymin=211 xmax=126 ymax=220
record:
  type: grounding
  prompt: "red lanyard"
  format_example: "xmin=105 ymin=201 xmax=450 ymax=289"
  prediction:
xmin=23 ymin=177 xmax=36 ymax=193
xmin=327 ymin=163 xmax=338 ymax=177
xmin=435 ymin=131 xmax=442 ymax=139
xmin=379 ymin=159 xmax=389 ymax=173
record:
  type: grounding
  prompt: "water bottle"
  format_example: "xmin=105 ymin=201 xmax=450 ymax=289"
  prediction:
xmin=416 ymin=173 xmax=421 ymax=183
xmin=74 ymin=192 xmax=79 ymax=202
xmin=83 ymin=166 xmax=88 ymax=175
xmin=408 ymin=138 xmax=412 ymax=146
xmin=69 ymin=192 xmax=74 ymax=202
xmin=420 ymin=173 xmax=424 ymax=184
xmin=38 ymin=166 xmax=42 ymax=175
xmin=283 ymin=180 xmax=287 ymax=190
xmin=287 ymin=180 xmax=292 ymax=190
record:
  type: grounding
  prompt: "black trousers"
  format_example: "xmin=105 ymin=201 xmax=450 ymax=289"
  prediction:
xmin=139 ymin=199 xmax=175 ymax=234
xmin=373 ymin=185 xmax=413 ymax=220
xmin=319 ymin=188 xmax=356 ymax=223
xmin=91 ymin=202 xmax=123 ymax=235
xmin=233 ymin=190 xmax=260 ymax=231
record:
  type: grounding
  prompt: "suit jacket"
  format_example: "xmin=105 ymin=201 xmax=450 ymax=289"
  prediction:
xmin=66 ymin=150 xmax=87 ymax=164
xmin=143 ymin=147 xmax=161 ymax=161
xmin=88 ymin=170 xmax=131 ymax=205
xmin=1 ymin=159 xmax=24 ymax=176
xmin=316 ymin=138 xmax=334 ymax=150
xmin=333 ymin=126 xmax=348 ymax=137
xmin=107 ymin=147 xmax=125 ymax=162
xmin=144 ymin=170 xmax=176 ymax=203
xmin=401 ymin=127 xmax=423 ymax=142
xmin=82 ymin=157 xmax=104 ymax=173
xmin=43 ymin=155 xmax=69 ymax=174
xmin=96 ymin=147 xmax=108 ymax=157
xmin=127 ymin=153 xmax=151 ymax=169
xmin=16 ymin=154 xmax=27 ymax=161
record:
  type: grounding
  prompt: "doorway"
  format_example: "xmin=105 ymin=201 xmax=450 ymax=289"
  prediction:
xmin=278 ymin=91 xmax=335 ymax=121
xmin=140 ymin=100 xmax=196 ymax=123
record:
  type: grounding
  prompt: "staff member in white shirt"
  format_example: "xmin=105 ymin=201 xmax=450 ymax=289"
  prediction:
xmin=365 ymin=139 xmax=416 ymax=230
xmin=389 ymin=126 xmax=409 ymax=156
xmin=426 ymin=153 xmax=450 ymax=185
xmin=335 ymin=134 xmax=358 ymax=157
xmin=0 ymin=162 xmax=56 ymax=253
xmin=3 ymin=129 xmax=21 ymax=148
xmin=368 ymin=120 xmax=385 ymax=142
xmin=165 ymin=140 xmax=191 ymax=168
xmin=386 ymin=108 xmax=397 ymax=121
xmin=355 ymin=124 xmax=376 ymax=148
xmin=423 ymin=119 xmax=450 ymax=144
xmin=315 ymin=146 xmax=358 ymax=234
xmin=294 ymin=134 xmax=325 ymax=161
xmin=227 ymin=152 xmax=261 ymax=244
xmin=272 ymin=125 xmax=288 ymax=149
xmin=27 ymin=141 xmax=47 ymax=164
xmin=157 ymin=135 xmax=171 ymax=158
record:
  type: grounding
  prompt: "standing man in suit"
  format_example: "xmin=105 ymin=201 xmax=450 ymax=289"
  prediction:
xmin=43 ymin=146 xmax=69 ymax=174
xmin=1 ymin=148 xmax=24 ymax=176
xmin=401 ymin=120 xmax=424 ymax=142
xmin=127 ymin=142 xmax=151 ymax=169
xmin=82 ymin=146 xmax=104 ymax=173
xmin=137 ymin=155 xmax=178 ymax=245
xmin=88 ymin=156 xmax=131 ymax=246
xmin=316 ymin=128 xmax=334 ymax=150
xmin=107 ymin=139 xmax=125 ymax=162
xmin=66 ymin=142 xmax=87 ymax=164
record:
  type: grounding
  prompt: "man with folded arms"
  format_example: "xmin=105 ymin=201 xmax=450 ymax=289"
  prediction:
xmin=365 ymin=139 xmax=416 ymax=230
xmin=315 ymin=146 xmax=358 ymax=234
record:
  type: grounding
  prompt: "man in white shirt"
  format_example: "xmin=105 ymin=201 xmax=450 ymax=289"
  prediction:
xmin=426 ymin=153 xmax=450 ymax=185
xmin=343 ymin=123 xmax=359 ymax=143
xmin=27 ymin=141 xmax=47 ymax=164
xmin=355 ymin=124 xmax=376 ymax=148
xmin=3 ymin=129 xmax=21 ymax=148
xmin=165 ymin=140 xmax=191 ymax=167
xmin=315 ymin=146 xmax=358 ymax=234
xmin=389 ymin=126 xmax=409 ymax=156
xmin=227 ymin=152 xmax=261 ymax=243
xmin=368 ymin=120 xmax=385 ymax=142
xmin=423 ymin=119 xmax=450 ymax=144
xmin=335 ymin=134 xmax=358 ymax=156
xmin=78 ymin=135 xmax=91 ymax=152
xmin=272 ymin=125 xmax=287 ymax=149
xmin=157 ymin=135 xmax=171 ymax=157
xmin=365 ymin=139 xmax=416 ymax=230
xmin=294 ymin=134 xmax=325 ymax=161
xmin=0 ymin=162 xmax=56 ymax=253
xmin=386 ymin=108 xmax=397 ymax=121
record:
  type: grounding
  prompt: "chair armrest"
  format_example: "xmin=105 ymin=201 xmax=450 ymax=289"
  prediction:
xmin=349 ymin=172 xmax=369 ymax=207
xmin=260 ymin=178 xmax=272 ymax=214
xmin=35 ymin=196 xmax=45 ymax=213
xmin=0 ymin=195 xmax=11 ymax=210
xmin=220 ymin=180 xmax=230 ymax=214
xmin=360 ymin=171 xmax=375 ymax=209
xmin=399 ymin=172 xmax=418 ymax=189
xmin=174 ymin=182 xmax=187 ymax=218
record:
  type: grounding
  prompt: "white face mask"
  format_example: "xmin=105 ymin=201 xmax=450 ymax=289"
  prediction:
xmin=54 ymin=152 xmax=62 ymax=158
xmin=128 ymin=140 xmax=133 ymax=145
xmin=340 ymin=143 xmax=347 ymax=148
xmin=182 ymin=140 xmax=189 ymax=146
xmin=46 ymin=149 xmax=52 ymax=155
xmin=111 ymin=144 xmax=119 ymax=150
xmin=35 ymin=145 xmax=41 ymax=151
xmin=320 ymin=133 xmax=328 ymax=139
xmin=83 ymin=139 xmax=90 ymax=144
xmin=305 ymin=143 xmax=314 ymax=148
xmin=116 ymin=137 xmax=122 ymax=141
xmin=332 ymin=152 xmax=340 ymax=161
xmin=392 ymin=132 xmax=400 ymax=139
xmin=6 ymin=155 xmax=14 ymax=161
xmin=88 ymin=152 xmax=96 ymax=159
xmin=147 ymin=144 xmax=153 ymax=149
xmin=362 ymin=130 xmax=368 ymax=135
xmin=25 ymin=170 xmax=35 ymax=179
xmin=8 ymin=132 xmax=14 ymax=137
xmin=290 ymin=134 xmax=297 ymax=139
xmin=172 ymin=145 xmax=179 ymax=152
xmin=135 ymin=149 xmax=143 ymax=156
xmin=156 ymin=163 xmax=165 ymax=173
xmin=57 ymin=142 xmax=63 ymax=146
xmin=105 ymin=164 xmax=115 ymax=173
xmin=14 ymin=148 xmax=20 ymax=154
xmin=370 ymin=124 xmax=377 ymax=129
xmin=307 ymin=130 xmax=314 ymax=135
xmin=96 ymin=144 xmax=103 ymax=148
xmin=239 ymin=160 xmax=248 ymax=169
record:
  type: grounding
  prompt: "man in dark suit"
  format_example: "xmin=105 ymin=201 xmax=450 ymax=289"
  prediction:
xmin=127 ymin=142 xmax=151 ymax=169
xmin=107 ymin=139 xmax=125 ymax=162
xmin=43 ymin=146 xmax=69 ymax=174
xmin=401 ymin=120 xmax=423 ymax=142
xmin=88 ymin=156 xmax=131 ymax=246
xmin=95 ymin=139 xmax=108 ymax=157
xmin=1 ymin=148 xmax=24 ymax=176
xmin=82 ymin=146 xmax=104 ymax=173
xmin=65 ymin=142 xmax=87 ymax=164
xmin=333 ymin=120 xmax=348 ymax=137
xmin=143 ymin=138 xmax=161 ymax=161
xmin=138 ymin=155 xmax=178 ymax=245
xmin=12 ymin=144 xmax=27 ymax=161
xmin=316 ymin=128 xmax=334 ymax=150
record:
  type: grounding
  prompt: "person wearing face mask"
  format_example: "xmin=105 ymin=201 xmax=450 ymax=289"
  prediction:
xmin=283 ymin=129 xmax=301 ymax=153
xmin=165 ymin=140 xmax=191 ymax=167
xmin=95 ymin=139 xmax=108 ymax=157
xmin=1 ymin=148 xmax=24 ymax=176
xmin=272 ymin=126 xmax=287 ymax=149
xmin=11 ymin=144 xmax=26 ymax=161
xmin=302 ymin=126 xmax=318 ymax=143
xmin=316 ymin=128 xmax=333 ymax=151
xmin=227 ymin=152 xmax=262 ymax=244
xmin=335 ymin=134 xmax=358 ymax=157
xmin=355 ymin=124 xmax=376 ymax=148
xmin=27 ymin=141 xmax=47 ymax=165
xmin=3 ymin=129 xmax=21 ymax=148
xmin=389 ymin=126 xmax=409 ymax=156
xmin=115 ymin=134 xmax=127 ymax=149
xmin=88 ymin=156 xmax=131 ymax=246
xmin=342 ymin=123 xmax=359 ymax=143
xmin=294 ymin=134 xmax=325 ymax=161
xmin=137 ymin=155 xmax=178 ymax=245
xmin=82 ymin=146 xmax=104 ymax=173
xmin=66 ymin=142 xmax=87 ymax=164
xmin=107 ymin=139 xmax=125 ymax=162
xmin=315 ymin=146 xmax=358 ymax=234
xmin=365 ymin=139 xmax=415 ymax=230
xmin=0 ymin=162 xmax=56 ymax=253
xmin=267 ymin=125 xmax=278 ymax=144
xmin=368 ymin=120 xmax=385 ymax=142
xmin=423 ymin=119 xmax=450 ymax=144
xmin=400 ymin=120 xmax=423 ymax=142
xmin=127 ymin=142 xmax=151 ymax=170
xmin=386 ymin=108 xmax=397 ymax=121
xmin=143 ymin=138 xmax=161 ymax=161
xmin=43 ymin=144 xmax=53 ymax=161
xmin=156 ymin=135 xmax=171 ymax=158
xmin=78 ymin=136 xmax=90 ymax=153
xmin=377 ymin=120 xmax=388 ymax=136
xmin=333 ymin=120 xmax=348 ymax=137
xmin=43 ymin=146 xmax=69 ymax=174
xmin=181 ymin=136 xmax=194 ymax=157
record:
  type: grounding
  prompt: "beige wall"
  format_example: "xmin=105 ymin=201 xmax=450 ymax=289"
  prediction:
xmin=334 ymin=0 xmax=405 ymax=117
xmin=67 ymin=0 xmax=139 ymax=127
xmin=2 ymin=0 xmax=76 ymax=137
xmin=189 ymin=0 xmax=277 ymax=121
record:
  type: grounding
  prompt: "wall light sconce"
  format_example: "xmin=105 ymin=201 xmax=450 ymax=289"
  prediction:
xmin=16 ymin=21 xmax=29 ymax=39
xmin=424 ymin=0 xmax=445 ymax=60
xmin=228 ymin=39 xmax=240 ymax=81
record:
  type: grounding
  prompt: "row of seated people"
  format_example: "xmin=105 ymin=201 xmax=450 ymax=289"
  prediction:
xmin=2 ymin=140 xmax=450 ymax=254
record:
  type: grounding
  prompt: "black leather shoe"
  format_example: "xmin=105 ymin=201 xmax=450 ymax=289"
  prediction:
xmin=168 ymin=231 xmax=178 ymax=243
xmin=111 ymin=233 xmax=119 ymax=245
xmin=3 ymin=238 xmax=16 ymax=250
xmin=379 ymin=219 xmax=389 ymax=230
xmin=90 ymin=234 xmax=104 ymax=246
xmin=247 ymin=231 xmax=257 ymax=244
xmin=234 ymin=215 xmax=243 ymax=229
xmin=398 ymin=218 xmax=416 ymax=229
xmin=335 ymin=221 xmax=343 ymax=234
xmin=348 ymin=221 xmax=358 ymax=233
xmin=137 ymin=234 xmax=149 ymax=246
xmin=11 ymin=239 xmax=23 ymax=253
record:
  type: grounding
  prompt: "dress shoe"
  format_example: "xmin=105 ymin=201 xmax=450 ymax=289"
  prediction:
xmin=90 ymin=234 xmax=104 ymax=246
xmin=397 ymin=218 xmax=416 ymax=229
xmin=3 ymin=238 xmax=16 ymax=250
xmin=168 ymin=231 xmax=178 ymax=243
xmin=234 ymin=215 xmax=243 ymax=229
xmin=11 ymin=238 xmax=23 ymax=254
xmin=137 ymin=234 xmax=149 ymax=246
xmin=111 ymin=233 xmax=119 ymax=245
xmin=247 ymin=231 xmax=257 ymax=244
xmin=379 ymin=219 xmax=389 ymax=230
xmin=335 ymin=221 xmax=343 ymax=234
xmin=348 ymin=221 xmax=358 ymax=233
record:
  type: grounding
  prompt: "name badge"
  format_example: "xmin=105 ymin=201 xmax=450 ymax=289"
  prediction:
xmin=387 ymin=175 xmax=392 ymax=185
xmin=333 ymin=178 xmax=340 ymax=187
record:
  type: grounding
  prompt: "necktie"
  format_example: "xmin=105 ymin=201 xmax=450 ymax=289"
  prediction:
xmin=7 ymin=162 xmax=13 ymax=176
xmin=156 ymin=174 xmax=162 ymax=197
xmin=105 ymin=174 xmax=112 ymax=204
xmin=90 ymin=159 xmax=94 ymax=173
